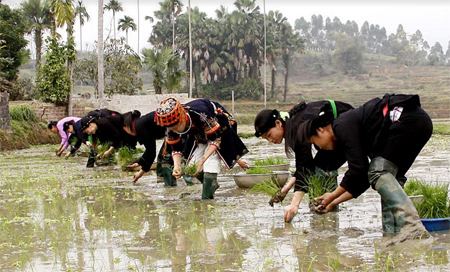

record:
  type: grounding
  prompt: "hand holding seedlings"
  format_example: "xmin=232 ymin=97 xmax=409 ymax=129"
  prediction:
xmin=269 ymin=177 xmax=296 ymax=206
xmin=172 ymin=165 xmax=182 ymax=179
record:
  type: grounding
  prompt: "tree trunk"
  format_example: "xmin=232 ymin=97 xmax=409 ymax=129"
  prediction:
xmin=113 ymin=12 xmax=116 ymax=40
xmin=172 ymin=14 xmax=175 ymax=49
xmin=154 ymin=81 xmax=161 ymax=94
xmin=34 ymin=28 xmax=42 ymax=72
xmin=98 ymin=0 xmax=105 ymax=107
xmin=284 ymin=59 xmax=289 ymax=102
xmin=271 ymin=67 xmax=275 ymax=99
xmin=67 ymin=26 xmax=74 ymax=116
xmin=79 ymin=19 xmax=83 ymax=52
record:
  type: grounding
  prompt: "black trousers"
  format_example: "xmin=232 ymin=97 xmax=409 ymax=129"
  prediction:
xmin=375 ymin=106 xmax=433 ymax=180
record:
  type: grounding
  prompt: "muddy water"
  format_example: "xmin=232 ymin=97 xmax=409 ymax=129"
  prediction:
xmin=0 ymin=136 xmax=449 ymax=272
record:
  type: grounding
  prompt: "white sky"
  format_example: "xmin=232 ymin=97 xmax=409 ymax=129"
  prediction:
xmin=3 ymin=0 xmax=450 ymax=55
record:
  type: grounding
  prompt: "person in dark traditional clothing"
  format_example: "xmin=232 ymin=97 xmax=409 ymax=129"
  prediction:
xmin=62 ymin=119 xmax=89 ymax=159
xmin=296 ymin=94 xmax=432 ymax=237
xmin=254 ymin=100 xmax=354 ymax=222
xmin=121 ymin=110 xmax=177 ymax=186
xmin=154 ymin=97 xmax=249 ymax=199
xmin=81 ymin=108 xmax=123 ymax=167
xmin=79 ymin=112 xmax=137 ymax=167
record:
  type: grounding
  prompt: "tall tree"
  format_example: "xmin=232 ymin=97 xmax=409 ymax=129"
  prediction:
xmin=281 ymin=23 xmax=304 ymax=102
xmin=265 ymin=10 xmax=286 ymax=99
xmin=0 ymin=4 xmax=28 ymax=83
xmin=48 ymin=0 xmax=76 ymax=114
xmin=162 ymin=0 xmax=182 ymax=49
xmin=98 ymin=0 xmax=104 ymax=106
xmin=74 ymin=0 xmax=89 ymax=52
xmin=118 ymin=15 xmax=137 ymax=45
xmin=20 ymin=0 xmax=51 ymax=71
xmin=104 ymin=0 xmax=123 ymax=40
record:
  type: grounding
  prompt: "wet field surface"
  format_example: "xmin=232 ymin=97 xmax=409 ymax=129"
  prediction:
xmin=0 ymin=136 xmax=449 ymax=271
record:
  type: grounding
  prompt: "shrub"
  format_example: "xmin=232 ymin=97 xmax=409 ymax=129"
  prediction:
xmin=9 ymin=105 xmax=38 ymax=122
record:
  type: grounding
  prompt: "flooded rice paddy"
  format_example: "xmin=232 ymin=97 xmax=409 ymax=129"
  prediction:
xmin=0 ymin=136 xmax=449 ymax=271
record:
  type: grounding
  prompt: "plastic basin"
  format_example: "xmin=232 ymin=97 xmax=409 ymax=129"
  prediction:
xmin=420 ymin=217 xmax=450 ymax=232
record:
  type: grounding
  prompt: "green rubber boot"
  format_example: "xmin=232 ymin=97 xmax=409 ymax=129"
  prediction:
xmin=202 ymin=173 xmax=219 ymax=199
xmin=369 ymin=157 xmax=429 ymax=237
xmin=380 ymin=199 xmax=395 ymax=233
xmin=162 ymin=165 xmax=176 ymax=187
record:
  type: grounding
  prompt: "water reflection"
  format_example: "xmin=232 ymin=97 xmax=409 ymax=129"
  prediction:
xmin=0 ymin=138 xmax=449 ymax=271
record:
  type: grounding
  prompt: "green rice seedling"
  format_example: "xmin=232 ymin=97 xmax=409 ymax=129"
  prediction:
xmin=117 ymin=146 xmax=135 ymax=170
xmin=254 ymin=156 xmax=288 ymax=166
xmin=405 ymin=179 xmax=450 ymax=218
xmin=246 ymin=167 xmax=273 ymax=174
xmin=249 ymin=177 xmax=281 ymax=196
xmin=304 ymin=173 xmax=338 ymax=200
xmin=181 ymin=159 xmax=198 ymax=175
xmin=96 ymin=142 xmax=116 ymax=163
xmin=404 ymin=179 xmax=423 ymax=196
xmin=302 ymin=172 xmax=337 ymax=212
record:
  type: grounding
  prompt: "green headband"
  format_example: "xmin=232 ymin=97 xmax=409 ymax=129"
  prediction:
xmin=327 ymin=100 xmax=337 ymax=119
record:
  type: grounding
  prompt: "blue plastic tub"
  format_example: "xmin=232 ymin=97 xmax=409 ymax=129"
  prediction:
xmin=421 ymin=217 xmax=450 ymax=232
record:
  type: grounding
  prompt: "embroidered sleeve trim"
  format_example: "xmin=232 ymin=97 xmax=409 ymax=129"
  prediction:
xmin=172 ymin=151 xmax=182 ymax=156
xmin=205 ymin=122 xmax=221 ymax=135
xmin=165 ymin=137 xmax=181 ymax=145
xmin=210 ymin=141 xmax=220 ymax=149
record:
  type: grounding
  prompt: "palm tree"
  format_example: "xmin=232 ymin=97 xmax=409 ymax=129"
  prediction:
xmin=161 ymin=0 xmax=182 ymax=49
xmin=142 ymin=47 xmax=183 ymax=94
xmin=74 ymin=0 xmax=89 ymax=52
xmin=145 ymin=15 xmax=154 ymax=24
xmin=142 ymin=47 xmax=172 ymax=94
xmin=266 ymin=10 xmax=286 ymax=99
xmin=20 ymin=0 xmax=52 ymax=71
xmin=104 ymin=0 xmax=123 ymax=40
xmin=118 ymin=15 xmax=137 ymax=45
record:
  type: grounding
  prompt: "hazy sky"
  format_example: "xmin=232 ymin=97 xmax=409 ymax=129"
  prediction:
xmin=3 ymin=0 xmax=450 ymax=55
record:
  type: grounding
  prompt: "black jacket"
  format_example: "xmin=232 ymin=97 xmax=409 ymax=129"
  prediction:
xmin=93 ymin=115 xmax=136 ymax=149
xmin=334 ymin=94 xmax=422 ymax=197
xmin=70 ymin=120 xmax=88 ymax=154
xmin=291 ymin=100 xmax=354 ymax=192
xmin=135 ymin=112 xmax=167 ymax=172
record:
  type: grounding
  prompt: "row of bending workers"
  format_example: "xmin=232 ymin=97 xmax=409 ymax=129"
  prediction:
xmin=49 ymin=94 xmax=432 ymax=239
xmin=48 ymin=99 xmax=249 ymax=199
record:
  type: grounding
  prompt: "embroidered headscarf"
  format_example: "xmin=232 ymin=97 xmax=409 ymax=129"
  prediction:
xmin=154 ymin=97 xmax=186 ymax=127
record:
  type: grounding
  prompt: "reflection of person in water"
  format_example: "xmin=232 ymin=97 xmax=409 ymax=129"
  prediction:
xmin=254 ymin=100 xmax=353 ymax=222
xmin=296 ymin=94 xmax=432 ymax=237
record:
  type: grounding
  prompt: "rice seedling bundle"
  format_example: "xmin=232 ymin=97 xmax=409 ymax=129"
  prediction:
xmin=405 ymin=179 xmax=450 ymax=219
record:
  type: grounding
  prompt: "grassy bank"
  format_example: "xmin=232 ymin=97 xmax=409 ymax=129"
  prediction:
xmin=0 ymin=105 xmax=58 ymax=151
